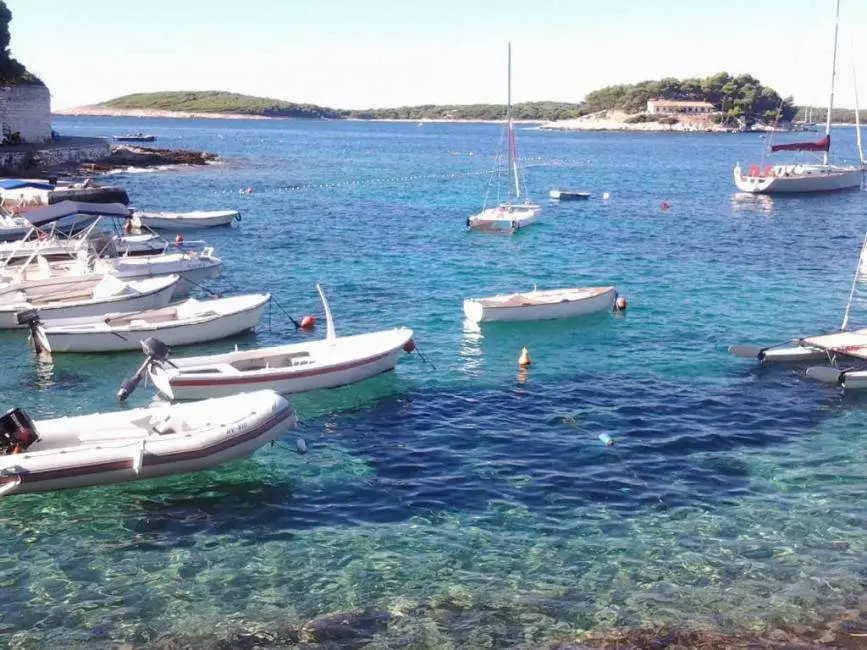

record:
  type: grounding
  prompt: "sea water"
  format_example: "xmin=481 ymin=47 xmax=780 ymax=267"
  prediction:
xmin=1 ymin=116 xmax=866 ymax=647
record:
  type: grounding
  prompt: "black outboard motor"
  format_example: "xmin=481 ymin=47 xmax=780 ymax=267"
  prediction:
xmin=117 ymin=337 xmax=176 ymax=401
xmin=0 ymin=407 xmax=39 ymax=455
xmin=16 ymin=309 xmax=50 ymax=355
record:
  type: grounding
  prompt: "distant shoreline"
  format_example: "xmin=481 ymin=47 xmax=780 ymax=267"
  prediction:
xmin=52 ymin=106 xmax=541 ymax=125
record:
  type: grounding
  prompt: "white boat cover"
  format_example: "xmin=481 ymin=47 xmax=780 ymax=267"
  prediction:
xmin=801 ymin=328 xmax=867 ymax=360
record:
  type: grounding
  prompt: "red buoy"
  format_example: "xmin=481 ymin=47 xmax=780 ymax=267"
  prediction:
xmin=403 ymin=339 xmax=416 ymax=353
xmin=174 ymin=233 xmax=184 ymax=245
xmin=300 ymin=315 xmax=316 ymax=330
xmin=660 ymin=201 xmax=670 ymax=210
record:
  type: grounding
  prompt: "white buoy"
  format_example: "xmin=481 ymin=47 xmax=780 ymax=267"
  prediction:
xmin=602 ymin=192 xmax=611 ymax=200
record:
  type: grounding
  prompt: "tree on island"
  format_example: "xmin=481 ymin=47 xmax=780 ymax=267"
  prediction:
xmin=0 ymin=1 xmax=42 ymax=85
xmin=581 ymin=72 xmax=795 ymax=127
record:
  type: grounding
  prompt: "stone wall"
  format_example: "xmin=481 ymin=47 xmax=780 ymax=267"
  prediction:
xmin=0 ymin=84 xmax=51 ymax=143
xmin=0 ymin=137 xmax=110 ymax=172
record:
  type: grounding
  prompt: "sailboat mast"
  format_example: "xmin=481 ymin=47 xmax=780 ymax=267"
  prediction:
xmin=824 ymin=0 xmax=841 ymax=165
xmin=855 ymin=65 xmax=865 ymax=165
xmin=507 ymin=42 xmax=520 ymax=200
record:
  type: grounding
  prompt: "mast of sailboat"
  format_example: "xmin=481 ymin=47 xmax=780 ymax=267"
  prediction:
xmin=824 ymin=0 xmax=841 ymax=166
xmin=855 ymin=64 xmax=865 ymax=166
xmin=507 ymin=41 xmax=520 ymax=201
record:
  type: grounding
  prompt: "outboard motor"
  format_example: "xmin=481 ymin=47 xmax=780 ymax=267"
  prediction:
xmin=117 ymin=337 xmax=176 ymax=401
xmin=0 ymin=407 xmax=39 ymax=455
xmin=16 ymin=309 xmax=51 ymax=355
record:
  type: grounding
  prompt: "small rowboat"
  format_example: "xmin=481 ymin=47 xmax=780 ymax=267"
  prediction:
xmin=113 ymin=134 xmax=157 ymax=142
xmin=0 ymin=274 xmax=179 ymax=329
xmin=549 ymin=189 xmax=590 ymax=200
xmin=27 ymin=293 xmax=270 ymax=353
xmin=132 ymin=210 xmax=240 ymax=230
xmin=130 ymin=285 xmax=415 ymax=401
xmin=0 ymin=390 xmax=296 ymax=496
xmin=463 ymin=286 xmax=617 ymax=323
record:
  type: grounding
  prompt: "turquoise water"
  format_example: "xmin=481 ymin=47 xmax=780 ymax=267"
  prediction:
xmin=2 ymin=116 xmax=867 ymax=647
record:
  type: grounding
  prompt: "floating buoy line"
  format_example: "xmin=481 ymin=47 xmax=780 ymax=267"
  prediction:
xmin=223 ymin=158 xmax=594 ymax=196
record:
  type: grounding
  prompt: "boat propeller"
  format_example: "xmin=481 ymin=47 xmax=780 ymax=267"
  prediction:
xmin=16 ymin=309 xmax=51 ymax=356
xmin=117 ymin=337 xmax=176 ymax=402
xmin=805 ymin=366 xmax=845 ymax=385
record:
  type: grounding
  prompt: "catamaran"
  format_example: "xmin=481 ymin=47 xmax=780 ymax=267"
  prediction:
xmin=733 ymin=0 xmax=863 ymax=194
xmin=467 ymin=43 xmax=541 ymax=233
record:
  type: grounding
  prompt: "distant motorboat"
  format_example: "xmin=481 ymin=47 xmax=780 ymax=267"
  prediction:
xmin=113 ymin=133 xmax=156 ymax=142
xmin=464 ymin=286 xmax=617 ymax=323
xmin=0 ymin=390 xmax=296 ymax=496
xmin=132 ymin=209 xmax=240 ymax=230
xmin=549 ymin=189 xmax=590 ymax=201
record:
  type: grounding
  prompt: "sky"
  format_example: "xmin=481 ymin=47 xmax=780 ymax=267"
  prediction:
xmin=7 ymin=0 xmax=867 ymax=110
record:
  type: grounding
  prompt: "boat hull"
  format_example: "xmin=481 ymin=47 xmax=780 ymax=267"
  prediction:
xmin=733 ymin=165 xmax=863 ymax=193
xmin=467 ymin=204 xmax=542 ymax=232
xmin=0 ymin=276 xmax=178 ymax=329
xmin=0 ymin=391 xmax=296 ymax=495
xmin=134 ymin=210 xmax=239 ymax=230
xmin=43 ymin=295 xmax=269 ymax=353
xmin=464 ymin=287 xmax=616 ymax=323
xmin=150 ymin=328 xmax=414 ymax=400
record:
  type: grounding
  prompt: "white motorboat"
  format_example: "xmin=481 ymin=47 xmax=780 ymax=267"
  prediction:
xmin=29 ymin=293 xmax=270 ymax=353
xmin=0 ymin=201 xmax=127 ymax=243
xmin=0 ymin=274 xmax=178 ymax=329
xmin=467 ymin=43 xmax=542 ymax=233
xmin=132 ymin=210 xmax=240 ymax=230
xmin=549 ymin=189 xmax=590 ymax=200
xmin=4 ymin=249 xmax=222 ymax=299
xmin=732 ymin=0 xmax=864 ymax=194
xmin=463 ymin=286 xmax=617 ymax=324
xmin=134 ymin=285 xmax=414 ymax=401
xmin=0 ymin=391 xmax=296 ymax=496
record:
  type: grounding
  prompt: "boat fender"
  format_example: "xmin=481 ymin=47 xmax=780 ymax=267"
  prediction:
xmin=235 ymin=211 xmax=242 ymax=222
xmin=300 ymin=315 xmax=316 ymax=330
xmin=518 ymin=346 xmax=532 ymax=368
xmin=598 ymin=433 xmax=614 ymax=446
xmin=296 ymin=437 xmax=308 ymax=454
xmin=403 ymin=339 xmax=416 ymax=353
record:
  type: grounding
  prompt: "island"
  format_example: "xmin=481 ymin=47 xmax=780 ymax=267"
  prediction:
xmin=56 ymin=77 xmax=862 ymax=131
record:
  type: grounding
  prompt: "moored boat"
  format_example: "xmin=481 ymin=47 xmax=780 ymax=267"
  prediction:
xmin=467 ymin=43 xmax=542 ymax=233
xmin=130 ymin=285 xmax=415 ymax=401
xmin=132 ymin=210 xmax=240 ymax=230
xmin=0 ymin=274 xmax=179 ymax=329
xmin=113 ymin=133 xmax=156 ymax=142
xmin=549 ymin=189 xmax=590 ymax=200
xmin=29 ymin=293 xmax=270 ymax=353
xmin=463 ymin=286 xmax=617 ymax=323
xmin=0 ymin=390 xmax=296 ymax=496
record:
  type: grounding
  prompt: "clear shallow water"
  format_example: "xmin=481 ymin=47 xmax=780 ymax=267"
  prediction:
xmin=1 ymin=116 xmax=867 ymax=647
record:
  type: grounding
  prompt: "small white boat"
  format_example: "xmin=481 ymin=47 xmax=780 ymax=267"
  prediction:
xmin=0 ymin=274 xmax=178 ymax=329
xmin=0 ymin=201 xmax=127 ymax=243
xmin=463 ymin=286 xmax=617 ymax=324
xmin=132 ymin=210 xmax=240 ymax=230
xmin=29 ymin=293 xmax=270 ymax=353
xmin=138 ymin=285 xmax=414 ymax=401
xmin=0 ymin=391 xmax=296 ymax=496
xmin=549 ymin=189 xmax=590 ymax=201
xmin=467 ymin=43 xmax=542 ymax=234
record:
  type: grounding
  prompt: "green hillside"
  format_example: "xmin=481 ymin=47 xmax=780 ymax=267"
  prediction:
xmin=100 ymin=91 xmax=343 ymax=119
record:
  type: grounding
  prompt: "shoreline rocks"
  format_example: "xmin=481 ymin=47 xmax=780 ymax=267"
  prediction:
xmin=46 ymin=144 xmax=219 ymax=177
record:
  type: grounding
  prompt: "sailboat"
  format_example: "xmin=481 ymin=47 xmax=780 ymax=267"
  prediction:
xmin=733 ymin=0 xmax=863 ymax=194
xmin=467 ymin=43 xmax=541 ymax=233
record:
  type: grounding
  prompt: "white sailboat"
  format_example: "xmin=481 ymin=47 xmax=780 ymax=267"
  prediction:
xmin=467 ymin=43 xmax=541 ymax=233
xmin=733 ymin=0 xmax=863 ymax=194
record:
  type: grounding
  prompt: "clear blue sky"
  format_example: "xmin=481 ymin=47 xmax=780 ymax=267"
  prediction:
xmin=7 ymin=0 xmax=867 ymax=109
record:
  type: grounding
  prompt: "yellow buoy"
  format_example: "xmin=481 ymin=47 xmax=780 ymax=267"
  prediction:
xmin=518 ymin=346 xmax=532 ymax=367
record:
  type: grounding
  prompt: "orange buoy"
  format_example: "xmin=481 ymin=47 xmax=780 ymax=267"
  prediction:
xmin=518 ymin=346 xmax=532 ymax=368
xmin=403 ymin=338 xmax=416 ymax=353
xmin=615 ymin=296 xmax=628 ymax=312
xmin=300 ymin=315 xmax=316 ymax=330
xmin=174 ymin=233 xmax=184 ymax=245
xmin=660 ymin=201 xmax=670 ymax=210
